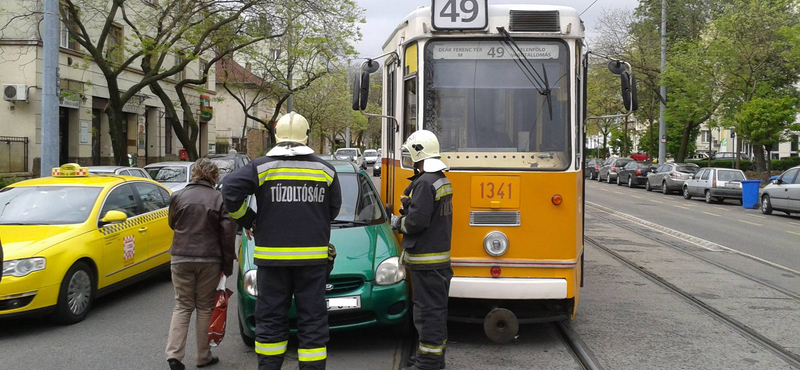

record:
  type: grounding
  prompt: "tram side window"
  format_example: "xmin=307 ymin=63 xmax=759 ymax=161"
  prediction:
xmin=403 ymin=43 xmax=418 ymax=143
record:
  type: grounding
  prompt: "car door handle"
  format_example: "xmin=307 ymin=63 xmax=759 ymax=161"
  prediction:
xmin=138 ymin=227 xmax=148 ymax=233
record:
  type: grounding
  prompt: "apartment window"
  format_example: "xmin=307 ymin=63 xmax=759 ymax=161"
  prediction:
xmin=59 ymin=11 xmax=78 ymax=50
xmin=701 ymin=130 xmax=711 ymax=144
xmin=199 ymin=59 xmax=209 ymax=88
xmin=106 ymin=24 xmax=124 ymax=64
xmin=792 ymin=135 xmax=799 ymax=152
xmin=175 ymin=54 xmax=187 ymax=81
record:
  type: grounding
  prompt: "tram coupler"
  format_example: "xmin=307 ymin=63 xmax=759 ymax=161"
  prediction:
xmin=483 ymin=308 xmax=519 ymax=344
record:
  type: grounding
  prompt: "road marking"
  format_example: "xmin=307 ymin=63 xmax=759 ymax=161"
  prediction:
xmin=787 ymin=230 xmax=800 ymax=236
xmin=597 ymin=187 xmax=608 ymax=192
xmin=748 ymin=214 xmax=768 ymax=220
xmin=648 ymin=199 xmax=663 ymax=204
xmin=674 ymin=204 xmax=690 ymax=210
xmin=614 ymin=191 xmax=623 ymax=195
xmin=702 ymin=211 xmax=721 ymax=217
xmin=587 ymin=201 xmax=800 ymax=276
xmin=631 ymin=195 xmax=642 ymax=199
xmin=738 ymin=219 xmax=762 ymax=227
xmin=714 ymin=207 xmax=727 ymax=212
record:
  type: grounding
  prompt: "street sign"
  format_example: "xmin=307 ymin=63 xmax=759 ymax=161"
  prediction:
xmin=432 ymin=0 xmax=488 ymax=30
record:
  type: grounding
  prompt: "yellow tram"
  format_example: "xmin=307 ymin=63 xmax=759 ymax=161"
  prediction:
xmin=353 ymin=2 xmax=636 ymax=342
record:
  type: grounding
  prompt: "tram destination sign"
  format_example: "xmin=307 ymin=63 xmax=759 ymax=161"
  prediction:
xmin=432 ymin=0 xmax=489 ymax=30
xmin=432 ymin=42 xmax=560 ymax=60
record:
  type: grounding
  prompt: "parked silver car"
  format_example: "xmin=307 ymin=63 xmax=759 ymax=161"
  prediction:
xmin=363 ymin=149 xmax=379 ymax=165
xmin=597 ymin=157 xmax=633 ymax=183
xmin=86 ymin=166 xmax=151 ymax=179
xmin=144 ymin=161 xmax=194 ymax=191
xmin=646 ymin=163 xmax=700 ymax=194
xmin=335 ymin=148 xmax=366 ymax=170
xmin=682 ymin=167 xmax=746 ymax=204
xmin=761 ymin=166 xmax=800 ymax=215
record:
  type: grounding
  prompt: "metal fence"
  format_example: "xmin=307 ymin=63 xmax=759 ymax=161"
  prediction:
xmin=0 ymin=136 xmax=29 ymax=173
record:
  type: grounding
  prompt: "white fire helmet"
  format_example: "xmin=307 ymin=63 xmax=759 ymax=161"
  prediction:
xmin=275 ymin=112 xmax=310 ymax=145
xmin=403 ymin=130 xmax=448 ymax=172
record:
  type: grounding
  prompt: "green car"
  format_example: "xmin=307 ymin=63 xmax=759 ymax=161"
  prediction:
xmin=237 ymin=161 xmax=409 ymax=346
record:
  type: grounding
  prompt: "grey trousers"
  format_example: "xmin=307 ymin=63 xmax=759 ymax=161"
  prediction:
xmin=165 ymin=263 xmax=221 ymax=366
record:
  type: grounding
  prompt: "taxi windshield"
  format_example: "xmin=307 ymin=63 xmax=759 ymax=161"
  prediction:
xmin=147 ymin=166 xmax=188 ymax=183
xmin=0 ymin=186 xmax=102 ymax=225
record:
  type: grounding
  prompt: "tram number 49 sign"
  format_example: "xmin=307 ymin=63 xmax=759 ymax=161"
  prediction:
xmin=432 ymin=0 xmax=488 ymax=31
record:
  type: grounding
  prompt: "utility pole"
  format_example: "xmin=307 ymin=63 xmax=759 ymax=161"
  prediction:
xmin=658 ymin=0 xmax=667 ymax=165
xmin=41 ymin=0 xmax=60 ymax=176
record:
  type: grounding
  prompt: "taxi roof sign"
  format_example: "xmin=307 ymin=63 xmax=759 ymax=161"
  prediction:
xmin=52 ymin=163 xmax=89 ymax=177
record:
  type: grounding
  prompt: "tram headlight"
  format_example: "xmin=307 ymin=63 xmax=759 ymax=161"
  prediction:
xmin=484 ymin=231 xmax=509 ymax=257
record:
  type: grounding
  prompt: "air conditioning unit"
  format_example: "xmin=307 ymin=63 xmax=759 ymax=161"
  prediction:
xmin=3 ymin=84 xmax=28 ymax=102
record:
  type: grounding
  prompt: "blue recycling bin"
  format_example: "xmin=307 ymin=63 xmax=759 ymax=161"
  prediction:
xmin=741 ymin=180 xmax=762 ymax=209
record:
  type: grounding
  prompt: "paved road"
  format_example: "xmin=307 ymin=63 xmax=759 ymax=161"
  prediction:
xmin=585 ymin=178 xmax=800 ymax=271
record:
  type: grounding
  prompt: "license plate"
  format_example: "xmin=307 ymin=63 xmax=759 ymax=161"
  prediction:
xmin=726 ymin=183 xmax=740 ymax=188
xmin=471 ymin=176 xmax=520 ymax=208
xmin=326 ymin=296 xmax=360 ymax=312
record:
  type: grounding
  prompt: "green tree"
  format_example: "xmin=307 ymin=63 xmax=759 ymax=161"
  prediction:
xmin=586 ymin=65 xmax=624 ymax=154
xmin=733 ymin=94 xmax=800 ymax=167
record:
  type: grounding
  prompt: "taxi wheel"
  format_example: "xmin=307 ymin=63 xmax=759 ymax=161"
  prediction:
xmin=53 ymin=261 xmax=94 ymax=325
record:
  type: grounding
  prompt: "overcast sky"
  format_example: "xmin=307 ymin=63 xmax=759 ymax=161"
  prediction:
xmin=354 ymin=0 xmax=641 ymax=58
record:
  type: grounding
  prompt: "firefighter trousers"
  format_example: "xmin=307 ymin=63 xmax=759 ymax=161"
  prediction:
xmin=410 ymin=267 xmax=453 ymax=370
xmin=255 ymin=265 xmax=329 ymax=370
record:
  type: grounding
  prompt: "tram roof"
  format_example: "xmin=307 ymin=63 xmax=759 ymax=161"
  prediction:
xmin=383 ymin=4 xmax=584 ymax=51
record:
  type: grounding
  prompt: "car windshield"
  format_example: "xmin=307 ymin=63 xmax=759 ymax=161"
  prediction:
xmin=677 ymin=165 xmax=699 ymax=174
xmin=718 ymin=170 xmax=745 ymax=181
xmin=147 ymin=166 xmax=188 ymax=182
xmin=209 ymin=158 xmax=235 ymax=180
xmin=336 ymin=149 xmax=358 ymax=157
xmin=364 ymin=150 xmax=377 ymax=157
xmin=0 ymin=186 xmax=102 ymax=225
xmin=616 ymin=159 xmax=632 ymax=167
xmin=334 ymin=173 xmax=386 ymax=225
xmin=424 ymin=39 xmax=570 ymax=170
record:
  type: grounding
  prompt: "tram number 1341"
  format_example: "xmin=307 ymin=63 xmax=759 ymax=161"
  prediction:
xmin=472 ymin=177 xmax=520 ymax=208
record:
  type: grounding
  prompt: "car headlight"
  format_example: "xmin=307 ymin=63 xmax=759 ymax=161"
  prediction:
xmin=375 ymin=256 xmax=405 ymax=286
xmin=2 ymin=258 xmax=46 ymax=277
xmin=484 ymin=231 xmax=509 ymax=257
xmin=244 ymin=270 xmax=258 ymax=296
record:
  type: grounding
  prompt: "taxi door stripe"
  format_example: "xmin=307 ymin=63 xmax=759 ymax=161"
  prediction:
xmin=105 ymin=250 xmax=170 ymax=277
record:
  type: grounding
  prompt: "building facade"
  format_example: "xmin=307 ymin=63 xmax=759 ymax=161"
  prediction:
xmin=0 ymin=1 xmax=219 ymax=176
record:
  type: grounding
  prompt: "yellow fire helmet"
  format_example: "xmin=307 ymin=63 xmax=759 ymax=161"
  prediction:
xmin=275 ymin=112 xmax=310 ymax=145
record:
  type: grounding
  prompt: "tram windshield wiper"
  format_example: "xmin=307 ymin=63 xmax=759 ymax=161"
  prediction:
xmin=497 ymin=27 xmax=554 ymax=120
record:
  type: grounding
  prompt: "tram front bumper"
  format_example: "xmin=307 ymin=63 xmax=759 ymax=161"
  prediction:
xmin=449 ymin=277 xmax=567 ymax=300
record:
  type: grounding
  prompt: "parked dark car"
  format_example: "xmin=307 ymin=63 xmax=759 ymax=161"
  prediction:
xmin=586 ymin=159 xmax=601 ymax=180
xmin=598 ymin=158 xmax=633 ymax=184
xmin=616 ymin=161 xmax=654 ymax=188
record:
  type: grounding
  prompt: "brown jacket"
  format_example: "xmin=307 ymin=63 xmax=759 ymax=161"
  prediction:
xmin=168 ymin=180 xmax=236 ymax=276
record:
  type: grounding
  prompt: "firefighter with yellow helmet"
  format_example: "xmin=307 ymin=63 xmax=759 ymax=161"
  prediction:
xmin=222 ymin=112 xmax=341 ymax=370
xmin=392 ymin=130 xmax=453 ymax=370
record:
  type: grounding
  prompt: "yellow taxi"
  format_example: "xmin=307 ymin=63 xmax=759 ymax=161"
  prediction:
xmin=0 ymin=164 xmax=173 ymax=324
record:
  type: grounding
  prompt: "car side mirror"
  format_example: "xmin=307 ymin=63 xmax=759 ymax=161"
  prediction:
xmin=100 ymin=210 xmax=128 ymax=225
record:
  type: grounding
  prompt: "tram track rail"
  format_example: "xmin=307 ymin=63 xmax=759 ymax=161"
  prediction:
xmin=586 ymin=236 xmax=800 ymax=369
xmin=588 ymin=203 xmax=800 ymax=301
xmin=553 ymin=321 xmax=604 ymax=370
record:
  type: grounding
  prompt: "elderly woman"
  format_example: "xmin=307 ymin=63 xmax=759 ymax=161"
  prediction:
xmin=165 ymin=158 xmax=236 ymax=370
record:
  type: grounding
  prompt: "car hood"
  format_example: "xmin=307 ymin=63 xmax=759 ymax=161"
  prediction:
xmin=0 ymin=224 xmax=88 ymax=259
xmin=241 ymin=223 xmax=399 ymax=282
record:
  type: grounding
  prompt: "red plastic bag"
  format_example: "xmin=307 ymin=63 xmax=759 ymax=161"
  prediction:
xmin=208 ymin=276 xmax=233 ymax=347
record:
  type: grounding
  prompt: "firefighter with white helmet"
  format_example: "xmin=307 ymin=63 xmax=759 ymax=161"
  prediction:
xmin=392 ymin=130 xmax=453 ymax=370
xmin=222 ymin=112 xmax=341 ymax=370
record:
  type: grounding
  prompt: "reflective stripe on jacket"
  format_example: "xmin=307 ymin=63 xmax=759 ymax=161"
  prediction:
xmin=398 ymin=171 xmax=453 ymax=270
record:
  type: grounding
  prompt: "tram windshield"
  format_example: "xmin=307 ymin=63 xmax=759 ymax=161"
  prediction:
xmin=424 ymin=40 xmax=571 ymax=170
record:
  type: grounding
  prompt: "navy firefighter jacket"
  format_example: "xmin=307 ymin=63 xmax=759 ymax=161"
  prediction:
xmin=397 ymin=171 xmax=453 ymax=271
xmin=221 ymin=154 xmax=341 ymax=267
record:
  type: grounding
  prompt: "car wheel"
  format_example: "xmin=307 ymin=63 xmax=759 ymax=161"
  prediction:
xmin=53 ymin=261 xmax=94 ymax=325
xmin=628 ymin=176 xmax=634 ymax=188
xmin=239 ymin=315 xmax=255 ymax=347
xmin=662 ymin=181 xmax=669 ymax=194
xmin=607 ymin=174 xmax=613 ymax=184
xmin=705 ymin=190 xmax=715 ymax=204
xmin=616 ymin=175 xmax=622 ymax=186
xmin=683 ymin=186 xmax=692 ymax=200
xmin=761 ymin=195 xmax=773 ymax=214
xmin=646 ymin=180 xmax=652 ymax=192
xmin=589 ymin=171 xmax=594 ymax=180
